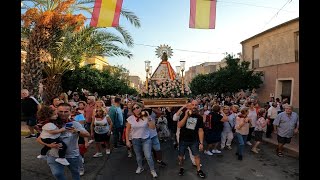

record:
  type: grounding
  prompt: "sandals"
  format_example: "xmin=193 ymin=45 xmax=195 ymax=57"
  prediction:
xmin=277 ymin=152 xmax=284 ymax=157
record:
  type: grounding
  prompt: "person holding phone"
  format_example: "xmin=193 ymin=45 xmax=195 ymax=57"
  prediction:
xmin=36 ymin=103 xmax=90 ymax=180
xmin=125 ymin=102 xmax=158 ymax=178
xmin=177 ymin=100 xmax=206 ymax=178
xmin=36 ymin=106 xmax=70 ymax=166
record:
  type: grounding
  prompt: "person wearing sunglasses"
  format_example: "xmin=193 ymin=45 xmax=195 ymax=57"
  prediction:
xmin=125 ymin=102 xmax=158 ymax=178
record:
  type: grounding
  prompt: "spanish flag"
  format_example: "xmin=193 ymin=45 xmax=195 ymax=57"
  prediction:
xmin=90 ymin=0 xmax=123 ymax=27
xmin=189 ymin=0 xmax=216 ymax=29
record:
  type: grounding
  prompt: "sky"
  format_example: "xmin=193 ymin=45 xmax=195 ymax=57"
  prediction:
xmin=105 ymin=0 xmax=299 ymax=80
xmin=21 ymin=0 xmax=299 ymax=81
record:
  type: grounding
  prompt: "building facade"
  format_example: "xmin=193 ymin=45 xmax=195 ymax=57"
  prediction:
xmin=128 ymin=75 xmax=142 ymax=90
xmin=240 ymin=17 xmax=299 ymax=111
xmin=184 ymin=62 xmax=219 ymax=86
xmin=80 ymin=56 xmax=109 ymax=70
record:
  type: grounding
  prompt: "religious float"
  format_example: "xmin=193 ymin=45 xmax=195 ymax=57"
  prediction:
xmin=140 ymin=45 xmax=191 ymax=107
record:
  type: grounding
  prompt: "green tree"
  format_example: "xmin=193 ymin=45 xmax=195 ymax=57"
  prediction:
xmin=189 ymin=53 xmax=263 ymax=95
xmin=189 ymin=74 xmax=211 ymax=95
xmin=61 ymin=65 xmax=137 ymax=96
xmin=21 ymin=0 xmax=141 ymax=100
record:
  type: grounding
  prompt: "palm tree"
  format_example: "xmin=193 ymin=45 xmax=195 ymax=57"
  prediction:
xmin=21 ymin=0 xmax=86 ymax=99
xmin=42 ymin=25 xmax=135 ymax=104
xmin=21 ymin=0 xmax=141 ymax=100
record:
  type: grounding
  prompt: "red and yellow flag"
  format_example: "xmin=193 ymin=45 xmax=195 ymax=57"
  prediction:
xmin=90 ymin=0 xmax=123 ymax=27
xmin=189 ymin=0 xmax=216 ymax=29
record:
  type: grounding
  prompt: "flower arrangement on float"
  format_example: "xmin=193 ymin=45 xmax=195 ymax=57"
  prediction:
xmin=140 ymin=79 xmax=191 ymax=98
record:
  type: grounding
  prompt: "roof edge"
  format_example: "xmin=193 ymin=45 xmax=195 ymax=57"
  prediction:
xmin=240 ymin=17 xmax=299 ymax=44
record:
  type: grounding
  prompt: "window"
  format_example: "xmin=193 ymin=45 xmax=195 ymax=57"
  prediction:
xmin=294 ymin=31 xmax=299 ymax=62
xmin=252 ymin=45 xmax=259 ymax=68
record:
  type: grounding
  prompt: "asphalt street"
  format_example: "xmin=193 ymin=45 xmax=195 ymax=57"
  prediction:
xmin=22 ymin=137 xmax=299 ymax=180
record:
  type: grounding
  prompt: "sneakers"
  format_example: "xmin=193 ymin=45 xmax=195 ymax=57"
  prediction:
xmin=37 ymin=155 xmax=46 ymax=159
xmin=211 ymin=149 xmax=221 ymax=154
xmin=106 ymin=149 xmax=111 ymax=155
xmin=128 ymin=151 xmax=133 ymax=158
xmin=80 ymin=168 xmax=85 ymax=176
xmin=238 ymin=155 xmax=243 ymax=160
xmin=93 ymin=152 xmax=103 ymax=158
xmin=157 ymin=160 xmax=167 ymax=167
xmin=251 ymin=148 xmax=259 ymax=154
xmin=150 ymin=170 xmax=158 ymax=178
xmin=55 ymin=158 xmax=70 ymax=166
xmin=192 ymin=163 xmax=203 ymax=167
xmin=178 ymin=168 xmax=184 ymax=176
xmin=277 ymin=152 xmax=284 ymax=157
xmin=226 ymin=145 xmax=232 ymax=150
xmin=204 ymin=150 xmax=213 ymax=156
xmin=25 ymin=134 xmax=36 ymax=138
xmin=197 ymin=170 xmax=206 ymax=178
xmin=246 ymin=141 xmax=252 ymax=146
xmin=88 ymin=140 xmax=94 ymax=144
xmin=135 ymin=167 xmax=144 ymax=174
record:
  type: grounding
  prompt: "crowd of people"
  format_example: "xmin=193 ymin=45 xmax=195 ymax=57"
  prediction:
xmin=21 ymin=88 xmax=299 ymax=179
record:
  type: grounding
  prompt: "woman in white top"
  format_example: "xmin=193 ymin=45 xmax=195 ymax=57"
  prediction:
xmin=125 ymin=102 xmax=158 ymax=178
xmin=90 ymin=107 xmax=113 ymax=157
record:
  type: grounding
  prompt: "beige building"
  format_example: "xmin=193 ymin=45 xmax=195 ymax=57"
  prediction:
xmin=216 ymin=59 xmax=227 ymax=71
xmin=128 ymin=75 xmax=142 ymax=89
xmin=80 ymin=56 xmax=109 ymax=70
xmin=184 ymin=62 xmax=219 ymax=86
xmin=241 ymin=17 xmax=299 ymax=111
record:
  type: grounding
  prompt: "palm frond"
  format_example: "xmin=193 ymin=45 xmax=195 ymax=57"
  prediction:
xmin=113 ymin=26 xmax=134 ymax=47
xmin=44 ymin=57 xmax=74 ymax=77
xmin=102 ymin=44 xmax=133 ymax=59
xmin=120 ymin=9 xmax=141 ymax=28
xmin=76 ymin=0 xmax=96 ymax=5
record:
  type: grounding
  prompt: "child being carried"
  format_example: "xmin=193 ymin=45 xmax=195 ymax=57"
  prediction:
xmin=36 ymin=106 xmax=69 ymax=166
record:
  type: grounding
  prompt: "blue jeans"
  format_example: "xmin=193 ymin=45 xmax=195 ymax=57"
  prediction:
xmin=151 ymin=136 xmax=161 ymax=151
xmin=47 ymin=156 xmax=81 ymax=180
xmin=235 ymin=133 xmax=248 ymax=156
xmin=132 ymin=138 xmax=155 ymax=171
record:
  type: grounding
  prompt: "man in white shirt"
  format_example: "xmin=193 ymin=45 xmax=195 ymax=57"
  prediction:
xmin=266 ymin=102 xmax=278 ymax=138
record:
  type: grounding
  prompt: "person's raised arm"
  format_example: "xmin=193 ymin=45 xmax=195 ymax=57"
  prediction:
xmin=177 ymin=110 xmax=190 ymax=128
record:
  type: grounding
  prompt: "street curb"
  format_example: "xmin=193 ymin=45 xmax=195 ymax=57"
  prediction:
xmin=21 ymin=130 xmax=39 ymax=136
xmin=21 ymin=130 xmax=30 ymax=136
xmin=262 ymin=137 xmax=299 ymax=158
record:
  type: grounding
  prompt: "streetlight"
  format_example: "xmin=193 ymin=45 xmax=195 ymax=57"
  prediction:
xmin=176 ymin=66 xmax=181 ymax=77
xmin=180 ymin=61 xmax=186 ymax=88
xmin=149 ymin=66 xmax=152 ymax=78
xmin=144 ymin=60 xmax=151 ymax=89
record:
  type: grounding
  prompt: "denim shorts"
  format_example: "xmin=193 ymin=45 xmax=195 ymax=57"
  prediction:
xmin=178 ymin=141 xmax=200 ymax=157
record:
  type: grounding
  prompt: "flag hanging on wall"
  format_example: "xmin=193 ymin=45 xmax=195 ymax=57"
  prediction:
xmin=90 ymin=0 xmax=123 ymax=27
xmin=189 ymin=0 xmax=216 ymax=29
